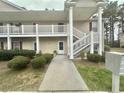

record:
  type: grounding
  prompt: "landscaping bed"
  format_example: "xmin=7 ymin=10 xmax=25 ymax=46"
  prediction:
xmin=0 ymin=61 xmax=47 ymax=91
xmin=0 ymin=49 xmax=54 ymax=91
xmin=74 ymin=59 xmax=124 ymax=91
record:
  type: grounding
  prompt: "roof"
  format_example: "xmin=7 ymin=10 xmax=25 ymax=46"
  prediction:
xmin=1 ymin=0 xmax=26 ymax=10
xmin=0 ymin=0 xmax=107 ymax=22
xmin=0 ymin=11 xmax=67 ymax=22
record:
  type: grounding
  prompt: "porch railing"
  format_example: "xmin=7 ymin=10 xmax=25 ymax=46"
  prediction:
xmin=0 ymin=25 xmax=67 ymax=35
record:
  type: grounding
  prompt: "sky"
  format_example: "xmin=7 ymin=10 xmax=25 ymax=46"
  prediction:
xmin=8 ymin=0 xmax=124 ymax=10
xmin=8 ymin=0 xmax=66 ymax=10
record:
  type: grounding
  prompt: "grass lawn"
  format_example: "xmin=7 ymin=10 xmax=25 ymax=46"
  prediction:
xmin=74 ymin=59 xmax=124 ymax=91
xmin=111 ymin=48 xmax=124 ymax=52
xmin=0 ymin=61 xmax=47 ymax=91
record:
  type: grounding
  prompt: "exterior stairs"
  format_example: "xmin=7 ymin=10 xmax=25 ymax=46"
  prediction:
xmin=73 ymin=28 xmax=91 ymax=57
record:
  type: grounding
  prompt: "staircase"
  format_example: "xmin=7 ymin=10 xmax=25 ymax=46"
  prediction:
xmin=73 ymin=28 xmax=91 ymax=56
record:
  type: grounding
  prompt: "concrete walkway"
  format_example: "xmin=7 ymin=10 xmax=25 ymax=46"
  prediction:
xmin=39 ymin=55 xmax=88 ymax=91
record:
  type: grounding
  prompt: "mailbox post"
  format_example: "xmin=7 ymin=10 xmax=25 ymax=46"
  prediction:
xmin=106 ymin=52 xmax=124 ymax=93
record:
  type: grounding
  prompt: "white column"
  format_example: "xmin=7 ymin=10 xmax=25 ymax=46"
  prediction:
xmin=21 ymin=24 xmax=24 ymax=34
xmin=7 ymin=24 xmax=11 ymax=50
xmin=36 ymin=24 xmax=40 ymax=54
xmin=52 ymin=24 xmax=54 ymax=34
xmin=67 ymin=24 xmax=70 ymax=56
xmin=102 ymin=23 xmax=105 ymax=52
xmin=112 ymin=74 xmax=120 ymax=93
xmin=90 ymin=31 xmax=94 ymax=54
xmin=98 ymin=7 xmax=103 ymax=55
xmin=69 ymin=7 xmax=74 ymax=59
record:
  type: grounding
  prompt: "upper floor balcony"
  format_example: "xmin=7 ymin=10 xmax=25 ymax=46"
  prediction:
xmin=0 ymin=25 xmax=68 ymax=37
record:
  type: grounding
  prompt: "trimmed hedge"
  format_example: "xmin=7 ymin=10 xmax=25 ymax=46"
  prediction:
xmin=8 ymin=56 xmax=30 ymax=70
xmin=87 ymin=53 xmax=101 ymax=63
xmin=104 ymin=45 xmax=110 ymax=51
xmin=31 ymin=56 xmax=47 ymax=69
xmin=100 ymin=55 xmax=105 ymax=62
xmin=0 ymin=50 xmax=36 ymax=61
xmin=43 ymin=53 xmax=53 ymax=63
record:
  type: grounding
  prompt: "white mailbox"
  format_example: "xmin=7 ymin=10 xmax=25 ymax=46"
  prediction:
xmin=105 ymin=52 xmax=124 ymax=93
xmin=106 ymin=52 xmax=124 ymax=75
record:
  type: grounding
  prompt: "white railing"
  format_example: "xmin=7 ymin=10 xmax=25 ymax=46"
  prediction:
xmin=54 ymin=25 xmax=67 ymax=34
xmin=23 ymin=25 xmax=35 ymax=35
xmin=73 ymin=31 xmax=99 ymax=55
xmin=73 ymin=33 xmax=91 ymax=54
xmin=0 ymin=25 xmax=67 ymax=35
xmin=38 ymin=25 xmax=52 ymax=34
xmin=93 ymin=32 xmax=99 ymax=43
xmin=10 ymin=26 xmax=22 ymax=35
xmin=0 ymin=26 xmax=7 ymax=35
xmin=73 ymin=28 xmax=86 ymax=39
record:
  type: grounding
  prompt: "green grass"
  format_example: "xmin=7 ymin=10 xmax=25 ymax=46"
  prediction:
xmin=0 ymin=61 xmax=47 ymax=91
xmin=111 ymin=48 xmax=124 ymax=52
xmin=75 ymin=60 xmax=124 ymax=91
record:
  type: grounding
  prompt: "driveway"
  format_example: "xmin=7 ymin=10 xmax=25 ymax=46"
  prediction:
xmin=39 ymin=55 xmax=88 ymax=91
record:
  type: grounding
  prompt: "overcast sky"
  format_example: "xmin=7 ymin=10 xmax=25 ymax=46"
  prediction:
xmin=8 ymin=0 xmax=124 ymax=10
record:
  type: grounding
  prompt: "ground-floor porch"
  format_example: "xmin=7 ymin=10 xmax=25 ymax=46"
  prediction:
xmin=0 ymin=37 xmax=68 ymax=55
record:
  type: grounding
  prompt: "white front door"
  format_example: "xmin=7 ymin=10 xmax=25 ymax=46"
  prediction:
xmin=58 ymin=41 xmax=64 ymax=54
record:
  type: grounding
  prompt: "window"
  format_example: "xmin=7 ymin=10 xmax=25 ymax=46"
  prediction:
xmin=12 ymin=41 xmax=22 ymax=50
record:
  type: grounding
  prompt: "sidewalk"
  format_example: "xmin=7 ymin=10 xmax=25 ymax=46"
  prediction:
xmin=39 ymin=55 xmax=88 ymax=91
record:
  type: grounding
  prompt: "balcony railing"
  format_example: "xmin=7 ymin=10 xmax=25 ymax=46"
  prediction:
xmin=0 ymin=25 xmax=67 ymax=36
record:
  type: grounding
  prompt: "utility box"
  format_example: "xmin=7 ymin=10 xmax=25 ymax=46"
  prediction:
xmin=106 ymin=52 xmax=124 ymax=75
xmin=105 ymin=52 xmax=124 ymax=93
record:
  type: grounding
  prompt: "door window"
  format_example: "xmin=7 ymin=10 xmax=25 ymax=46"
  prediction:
xmin=59 ymin=42 xmax=64 ymax=50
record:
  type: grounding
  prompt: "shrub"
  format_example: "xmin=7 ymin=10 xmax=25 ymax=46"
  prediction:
xmin=43 ymin=53 xmax=53 ymax=63
xmin=14 ymin=50 xmax=35 ymax=58
xmin=121 ymin=45 xmax=124 ymax=48
xmin=8 ymin=56 xmax=30 ymax=70
xmin=100 ymin=55 xmax=105 ymax=62
xmin=0 ymin=50 xmax=35 ymax=61
xmin=35 ymin=51 xmax=42 ymax=57
xmin=104 ymin=45 xmax=110 ymax=51
xmin=87 ymin=53 xmax=101 ymax=63
xmin=80 ymin=51 xmax=85 ymax=59
xmin=53 ymin=50 xmax=57 ymax=55
xmin=31 ymin=56 xmax=46 ymax=69
xmin=100 ymin=52 xmax=105 ymax=62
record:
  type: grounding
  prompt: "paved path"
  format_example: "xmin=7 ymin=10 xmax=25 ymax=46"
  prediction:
xmin=39 ymin=55 xmax=88 ymax=91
